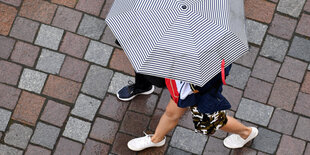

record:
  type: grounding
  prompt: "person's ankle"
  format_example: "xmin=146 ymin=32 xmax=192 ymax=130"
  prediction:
xmin=240 ymin=127 xmax=252 ymax=140
xmin=151 ymin=136 xmax=164 ymax=143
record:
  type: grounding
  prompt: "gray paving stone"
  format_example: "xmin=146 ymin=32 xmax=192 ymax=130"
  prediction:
xmin=30 ymin=122 xmax=60 ymax=149
xmin=35 ymin=24 xmax=64 ymax=50
xmin=0 ymin=144 xmax=23 ymax=155
xmin=0 ymin=108 xmax=11 ymax=131
xmin=260 ymin=35 xmax=289 ymax=62
xmin=170 ymin=126 xmax=207 ymax=154
xmin=236 ymin=98 xmax=274 ymax=126
xmin=108 ymin=72 xmax=135 ymax=94
xmin=288 ymin=36 xmax=310 ymax=62
xmin=77 ymin=14 xmax=106 ymax=40
xmin=36 ymin=49 xmax=65 ymax=74
xmin=277 ymin=0 xmax=306 ymax=17
xmin=268 ymin=108 xmax=298 ymax=135
xmin=4 ymin=123 xmax=33 ymax=149
xmin=203 ymin=137 xmax=230 ymax=155
xmin=252 ymin=128 xmax=281 ymax=154
xmin=82 ymin=65 xmax=113 ymax=99
xmin=235 ymin=46 xmax=259 ymax=68
xmin=166 ymin=147 xmax=192 ymax=155
xmin=294 ymin=117 xmax=310 ymax=141
xmin=84 ymin=40 xmax=113 ymax=66
xmin=63 ymin=117 xmax=91 ymax=143
xmin=246 ymin=19 xmax=268 ymax=45
xmin=71 ymin=94 xmax=101 ymax=121
xmin=251 ymin=57 xmax=281 ymax=83
xmin=226 ymin=64 xmax=251 ymax=89
xmin=18 ymin=68 xmax=47 ymax=94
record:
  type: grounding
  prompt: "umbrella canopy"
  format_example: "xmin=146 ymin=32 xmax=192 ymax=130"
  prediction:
xmin=106 ymin=0 xmax=249 ymax=87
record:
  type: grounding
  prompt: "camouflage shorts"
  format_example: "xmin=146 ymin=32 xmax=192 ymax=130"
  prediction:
xmin=190 ymin=106 xmax=228 ymax=135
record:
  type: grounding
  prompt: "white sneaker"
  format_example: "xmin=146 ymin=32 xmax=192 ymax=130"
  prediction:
xmin=127 ymin=132 xmax=166 ymax=151
xmin=223 ymin=127 xmax=258 ymax=149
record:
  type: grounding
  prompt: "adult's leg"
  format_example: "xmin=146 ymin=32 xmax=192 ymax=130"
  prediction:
xmin=220 ymin=116 xmax=252 ymax=139
xmin=135 ymin=72 xmax=153 ymax=90
xmin=151 ymin=99 xmax=187 ymax=143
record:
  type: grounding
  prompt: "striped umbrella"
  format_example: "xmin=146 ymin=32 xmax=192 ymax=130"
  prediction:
xmin=106 ymin=0 xmax=249 ymax=87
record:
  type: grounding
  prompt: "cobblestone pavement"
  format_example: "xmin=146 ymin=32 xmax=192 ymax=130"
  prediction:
xmin=0 ymin=0 xmax=310 ymax=154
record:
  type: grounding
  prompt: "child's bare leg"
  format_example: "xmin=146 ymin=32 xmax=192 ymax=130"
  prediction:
xmin=220 ymin=116 xmax=252 ymax=139
xmin=151 ymin=99 xmax=187 ymax=143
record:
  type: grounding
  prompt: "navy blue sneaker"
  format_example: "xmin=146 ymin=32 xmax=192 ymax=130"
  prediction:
xmin=117 ymin=83 xmax=155 ymax=101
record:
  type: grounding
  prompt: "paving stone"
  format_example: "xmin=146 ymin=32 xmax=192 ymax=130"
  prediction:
xmin=108 ymin=72 xmax=135 ymax=95
xmin=170 ymin=126 xmax=207 ymax=154
xmin=203 ymin=137 xmax=230 ymax=155
xmin=59 ymin=56 xmax=89 ymax=82
xmin=246 ymin=19 xmax=268 ymax=45
xmin=120 ymin=111 xmax=150 ymax=136
xmin=10 ymin=41 xmax=40 ymax=67
xmin=59 ymin=32 xmax=89 ymax=58
xmin=30 ymin=122 xmax=60 ymax=149
xmin=0 ymin=83 xmax=21 ymax=110
xmin=51 ymin=0 xmax=76 ymax=8
xmin=301 ymin=72 xmax=310 ymax=94
xmin=252 ymin=128 xmax=281 ymax=154
xmin=71 ymin=94 xmax=101 ymax=121
xmin=18 ymin=68 xmax=47 ymax=94
xmin=236 ymin=98 xmax=273 ymax=126
xmin=76 ymin=0 xmax=105 ymax=16
xmin=0 ymin=35 xmax=15 ymax=59
xmin=25 ymin=145 xmax=51 ymax=155
xmin=0 ymin=144 xmax=23 ymax=155
xmin=178 ymin=109 xmax=195 ymax=130
xmin=100 ymin=0 xmax=114 ymax=19
xmin=276 ymin=135 xmax=306 ymax=155
xmin=166 ymin=147 xmax=192 ymax=155
xmin=231 ymin=147 xmax=257 ymax=155
xmin=268 ymin=77 xmax=300 ymax=111
xmin=52 ymin=6 xmax=82 ymax=32
xmin=268 ymin=13 xmax=297 ymax=40
xmin=0 ymin=60 xmax=22 ymax=85
xmin=19 ymin=0 xmax=57 ymax=24
xmin=138 ymin=137 xmax=170 ymax=155
xmin=257 ymin=152 xmax=270 ymax=155
xmin=0 ymin=108 xmax=11 ymax=132
xmin=294 ymin=92 xmax=310 ymax=117
xmin=304 ymin=143 xmax=310 ymax=155
xmin=268 ymin=108 xmax=298 ymax=135
xmin=25 ymin=144 xmax=51 ymax=155
xmin=0 ymin=0 xmax=22 ymax=6
xmin=260 ymin=35 xmax=289 ymax=62
xmin=81 ymin=139 xmax=110 ymax=155
xmin=279 ymin=57 xmax=307 ymax=83
xmin=154 ymin=86 xmax=163 ymax=94
xmin=78 ymin=14 xmax=106 ymax=40
xmin=63 ymin=117 xmax=91 ymax=143
xmin=82 ymin=65 xmax=113 ymax=99
xmin=244 ymin=78 xmax=273 ymax=103
xmin=244 ymin=0 xmax=275 ymax=23
xmin=296 ymin=13 xmax=310 ymax=37
xmin=294 ymin=117 xmax=310 ymax=141
xmin=10 ymin=17 xmax=40 ymax=43
xmin=111 ymin=133 xmax=136 ymax=155
xmin=99 ymin=94 xmax=129 ymax=121
xmin=36 ymin=49 xmax=65 ymax=74
xmin=288 ymin=36 xmax=310 ymax=62
xmin=35 ymin=25 xmax=64 ymax=50
xmin=0 ymin=3 xmax=17 ymax=35
xmin=226 ymin=64 xmax=251 ymax=89
xmin=101 ymin=26 xmax=121 ymax=47
xmin=4 ymin=123 xmax=33 ymax=149
xmin=251 ymin=56 xmax=281 ymax=83
xmin=12 ymin=91 xmax=45 ymax=126
xmin=43 ymin=75 xmax=81 ymax=103
xmin=90 ymin=117 xmax=119 ymax=144
xmin=40 ymin=100 xmax=70 ymax=127
xmin=84 ymin=40 xmax=113 ymax=66
xmin=54 ymin=137 xmax=83 ymax=155
xmin=305 ymin=0 xmax=310 ymax=12
xmin=212 ymin=129 xmax=228 ymax=140
xmin=129 ymin=94 xmax=158 ymax=115
xmin=235 ymin=46 xmax=259 ymax=68
xmin=277 ymin=0 xmax=306 ymax=17
xmin=157 ymin=88 xmax=171 ymax=110
xmin=109 ymin=48 xmax=135 ymax=76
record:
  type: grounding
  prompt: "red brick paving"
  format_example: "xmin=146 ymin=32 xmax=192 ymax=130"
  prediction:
xmin=268 ymin=13 xmax=297 ymax=40
xmin=129 ymin=94 xmax=158 ymax=115
xmin=51 ymin=0 xmax=76 ymax=8
xmin=89 ymin=117 xmax=119 ymax=144
xmin=98 ymin=94 xmax=129 ymax=121
xmin=81 ymin=139 xmax=110 ymax=155
xmin=301 ymin=72 xmax=310 ymax=94
xmin=109 ymin=48 xmax=135 ymax=76
xmin=59 ymin=32 xmax=89 ymax=58
xmin=100 ymin=0 xmax=114 ymax=19
xmin=75 ymin=0 xmax=105 ymax=16
xmin=244 ymin=0 xmax=276 ymax=23
xmin=9 ymin=17 xmax=40 ymax=43
xmin=0 ymin=0 xmax=21 ymax=7
xmin=25 ymin=144 xmax=51 ymax=155
xmin=0 ymin=60 xmax=22 ymax=85
xmin=296 ymin=13 xmax=310 ymax=37
xmin=52 ymin=6 xmax=82 ymax=32
xmin=40 ymin=100 xmax=70 ymax=127
xmin=59 ymin=56 xmax=89 ymax=82
xmin=277 ymin=135 xmax=306 ymax=155
xmin=54 ymin=137 xmax=83 ymax=155
xmin=10 ymin=41 xmax=40 ymax=67
xmin=244 ymin=77 xmax=273 ymax=103
xmin=294 ymin=92 xmax=310 ymax=117
xmin=0 ymin=35 xmax=15 ymax=59
xmin=0 ymin=83 xmax=21 ymax=110
xmin=0 ymin=3 xmax=17 ymax=35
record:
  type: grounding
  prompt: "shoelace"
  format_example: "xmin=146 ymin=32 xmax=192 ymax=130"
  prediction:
xmin=143 ymin=131 xmax=153 ymax=144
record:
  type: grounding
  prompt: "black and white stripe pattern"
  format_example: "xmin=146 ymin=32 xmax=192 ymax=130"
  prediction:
xmin=106 ymin=0 xmax=249 ymax=87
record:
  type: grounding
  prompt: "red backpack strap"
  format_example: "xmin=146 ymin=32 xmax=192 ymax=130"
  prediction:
xmin=221 ymin=59 xmax=227 ymax=85
xmin=165 ymin=78 xmax=179 ymax=104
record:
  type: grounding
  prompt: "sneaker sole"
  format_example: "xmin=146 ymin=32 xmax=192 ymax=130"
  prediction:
xmin=223 ymin=127 xmax=258 ymax=149
xmin=117 ymin=85 xmax=155 ymax=101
